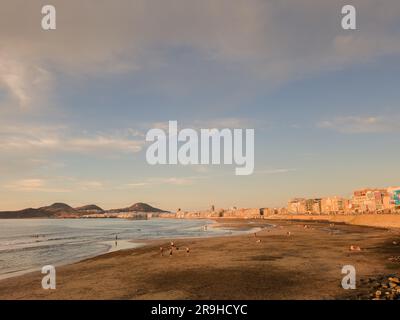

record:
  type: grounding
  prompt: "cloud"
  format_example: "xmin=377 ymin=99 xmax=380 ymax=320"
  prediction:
xmin=318 ymin=115 xmax=400 ymax=133
xmin=66 ymin=136 xmax=143 ymax=153
xmin=1 ymin=0 xmax=400 ymax=109
xmin=13 ymin=179 xmax=44 ymax=189
xmin=4 ymin=179 xmax=71 ymax=193
xmin=148 ymin=118 xmax=264 ymax=132
xmin=125 ymin=176 xmax=205 ymax=188
xmin=157 ymin=177 xmax=195 ymax=185
xmin=77 ymin=181 xmax=104 ymax=190
xmin=0 ymin=59 xmax=48 ymax=113
xmin=0 ymin=124 xmax=144 ymax=154
xmin=0 ymin=53 xmax=52 ymax=110
xmin=3 ymin=177 xmax=108 ymax=193
xmin=125 ymin=182 xmax=151 ymax=188
xmin=192 ymin=117 xmax=259 ymax=129
xmin=257 ymin=168 xmax=297 ymax=175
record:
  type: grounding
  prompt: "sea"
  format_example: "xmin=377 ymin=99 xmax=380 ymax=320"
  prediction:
xmin=0 ymin=218 xmax=255 ymax=279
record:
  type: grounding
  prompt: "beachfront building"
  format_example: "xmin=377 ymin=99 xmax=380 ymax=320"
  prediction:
xmin=221 ymin=208 xmax=263 ymax=219
xmin=305 ymin=198 xmax=322 ymax=214
xmin=285 ymin=186 xmax=400 ymax=216
xmin=320 ymin=196 xmax=349 ymax=214
xmin=177 ymin=207 xmax=265 ymax=219
xmin=383 ymin=195 xmax=393 ymax=212
xmin=261 ymin=208 xmax=272 ymax=216
xmin=287 ymin=198 xmax=307 ymax=214
xmin=277 ymin=207 xmax=288 ymax=215
xmin=262 ymin=207 xmax=287 ymax=215
xmin=387 ymin=187 xmax=400 ymax=212
xmin=351 ymin=188 xmax=388 ymax=213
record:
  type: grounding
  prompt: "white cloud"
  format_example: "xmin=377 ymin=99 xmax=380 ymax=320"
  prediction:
xmin=3 ymin=177 xmax=108 ymax=193
xmin=125 ymin=176 xmax=205 ymax=188
xmin=14 ymin=179 xmax=44 ymax=189
xmin=147 ymin=118 xmax=263 ymax=132
xmin=0 ymin=124 xmax=144 ymax=154
xmin=66 ymin=136 xmax=143 ymax=153
xmin=0 ymin=53 xmax=52 ymax=110
xmin=1 ymin=0 xmax=400 ymax=110
xmin=4 ymin=179 xmax=71 ymax=193
xmin=257 ymin=168 xmax=297 ymax=175
xmin=77 ymin=181 xmax=104 ymax=190
xmin=125 ymin=182 xmax=150 ymax=188
xmin=192 ymin=117 xmax=258 ymax=129
xmin=318 ymin=115 xmax=400 ymax=133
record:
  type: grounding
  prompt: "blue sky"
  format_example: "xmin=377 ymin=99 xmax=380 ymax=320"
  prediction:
xmin=0 ymin=0 xmax=399 ymax=211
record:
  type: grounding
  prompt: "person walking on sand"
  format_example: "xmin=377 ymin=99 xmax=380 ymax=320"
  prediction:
xmin=115 ymin=234 xmax=118 ymax=247
xmin=169 ymin=247 xmax=173 ymax=257
xmin=160 ymin=246 xmax=164 ymax=256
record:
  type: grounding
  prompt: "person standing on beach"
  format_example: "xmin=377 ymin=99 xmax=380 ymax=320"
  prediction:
xmin=115 ymin=234 xmax=118 ymax=247
xmin=160 ymin=247 xmax=164 ymax=256
xmin=169 ymin=248 xmax=173 ymax=257
xmin=186 ymin=247 xmax=190 ymax=255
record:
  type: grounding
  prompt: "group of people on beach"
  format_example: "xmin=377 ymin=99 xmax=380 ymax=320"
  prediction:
xmin=112 ymin=234 xmax=190 ymax=257
xmin=159 ymin=241 xmax=190 ymax=257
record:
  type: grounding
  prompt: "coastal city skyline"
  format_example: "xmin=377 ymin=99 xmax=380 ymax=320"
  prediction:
xmin=1 ymin=1 xmax=400 ymax=212
xmin=1 ymin=0 xmax=400 ymax=305
xmin=1 ymin=184 xmax=399 ymax=216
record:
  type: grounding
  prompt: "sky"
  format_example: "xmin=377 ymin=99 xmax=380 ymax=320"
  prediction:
xmin=0 ymin=0 xmax=399 ymax=211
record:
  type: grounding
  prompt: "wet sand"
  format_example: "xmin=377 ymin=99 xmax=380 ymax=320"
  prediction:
xmin=0 ymin=219 xmax=399 ymax=300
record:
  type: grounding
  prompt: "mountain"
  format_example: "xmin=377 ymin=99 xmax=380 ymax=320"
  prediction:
xmin=108 ymin=202 xmax=168 ymax=213
xmin=127 ymin=202 xmax=166 ymax=212
xmin=39 ymin=203 xmax=76 ymax=213
xmin=0 ymin=203 xmax=80 ymax=219
xmin=75 ymin=204 xmax=104 ymax=213
xmin=0 ymin=202 xmax=167 ymax=218
xmin=0 ymin=208 xmax=53 ymax=219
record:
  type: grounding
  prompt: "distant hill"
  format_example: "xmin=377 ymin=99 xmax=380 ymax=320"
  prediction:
xmin=39 ymin=203 xmax=76 ymax=214
xmin=0 ymin=202 xmax=86 ymax=219
xmin=0 ymin=203 xmax=75 ymax=219
xmin=0 ymin=208 xmax=53 ymax=219
xmin=75 ymin=204 xmax=104 ymax=213
xmin=107 ymin=202 xmax=168 ymax=213
xmin=0 ymin=202 xmax=167 ymax=218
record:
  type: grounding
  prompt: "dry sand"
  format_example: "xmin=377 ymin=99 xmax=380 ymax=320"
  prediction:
xmin=0 ymin=219 xmax=399 ymax=300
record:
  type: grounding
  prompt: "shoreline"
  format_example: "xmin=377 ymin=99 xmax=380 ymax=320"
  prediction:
xmin=0 ymin=239 xmax=145 ymax=281
xmin=0 ymin=218 xmax=399 ymax=299
xmin=0 ymin=215 xmax=397 ymax=283
xmin=0 ymin=219 xmax=260 ymax=282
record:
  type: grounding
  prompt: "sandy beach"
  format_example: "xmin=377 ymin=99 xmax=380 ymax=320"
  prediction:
xmin=0 ymin=219 xmax=399 ymax=300
xmin=265 ymin=214 xmax=400 ymax=229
